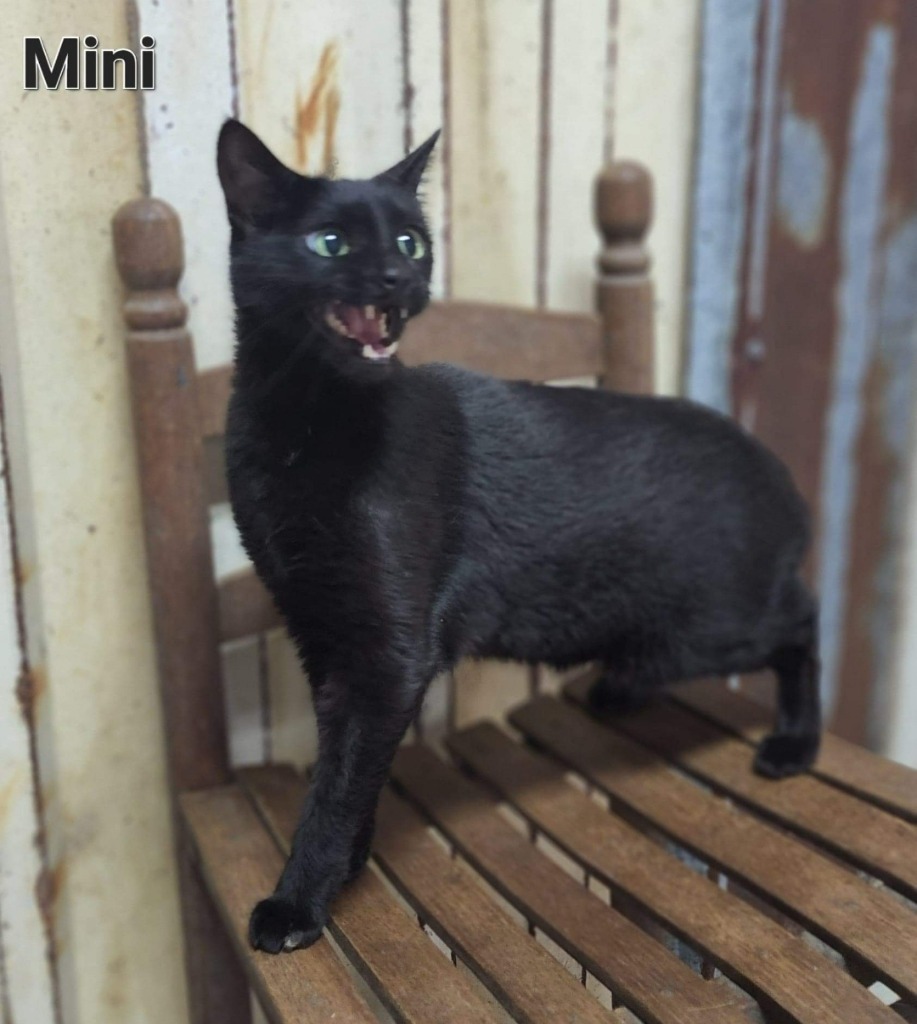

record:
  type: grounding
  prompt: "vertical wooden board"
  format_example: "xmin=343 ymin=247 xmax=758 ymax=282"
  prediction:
xmin=222 ymin=638 xmax=267 ymax=766
xmin=0 ymin=403 xmax=56 ymax=1024
xmin=541 ymin=0 xmax=609 ymax=313
xmin=235 ymin=0 xmax=405 ymax=179
xmin=404 ymin=0 xmax=448 ymax=298
xmin=136 ymin=0 xmax=237 ymax=370
xmin=614 ymin=0 xmax=704 ymax=394
xmin=266 ymin=631 xmax=316 ymax=770
xmin=448 ymin=0 xmax=542 ymax=305
xmin=453 ymin=659 xmax=531 ymax=730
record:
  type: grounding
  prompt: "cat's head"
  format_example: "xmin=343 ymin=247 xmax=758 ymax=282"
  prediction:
xmin=217 ymin=119 xmax=438 ymax=364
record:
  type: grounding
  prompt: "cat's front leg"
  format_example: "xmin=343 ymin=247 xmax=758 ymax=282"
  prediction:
xmin=248 ymin=673 xmax=424 ymax=954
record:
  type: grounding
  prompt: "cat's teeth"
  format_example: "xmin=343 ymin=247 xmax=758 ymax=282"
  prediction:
xmin=361 ymin=341 xmax=399 ymax=361
xmin=325 ymin=311 xmax=348 ymax=336
xmin=365 ymin=304 xmax=376 ymax=320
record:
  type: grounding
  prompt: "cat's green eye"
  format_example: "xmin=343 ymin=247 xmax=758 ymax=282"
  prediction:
xmin=396 ymin=228 xmax=426 ymax=260
xmin=306 ymin=229 xmax=351 ymax=258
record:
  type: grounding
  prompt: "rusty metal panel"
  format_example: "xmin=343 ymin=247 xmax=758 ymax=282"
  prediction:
xmin=689 ymin=0 xmax=917 ymax=746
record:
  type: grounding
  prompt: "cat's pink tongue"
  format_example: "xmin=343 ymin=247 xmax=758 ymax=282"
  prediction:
xmin=337 ymin=304 xmax=386 ymax=347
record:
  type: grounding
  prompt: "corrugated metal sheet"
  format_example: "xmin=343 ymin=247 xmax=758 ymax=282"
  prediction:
xmin=688 ymin=0 xmax=917 ymax=746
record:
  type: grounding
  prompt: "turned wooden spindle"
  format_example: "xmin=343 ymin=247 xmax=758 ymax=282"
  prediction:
xmin=594 ymin=161 xmax=655 ymax=394
xmin=113 ymin=199 xmax=250 ymax=1024
xmin=113 ymin=197 xmax=230 ymax=792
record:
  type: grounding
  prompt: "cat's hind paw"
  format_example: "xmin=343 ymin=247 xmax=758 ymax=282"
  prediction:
xmin=753 ymin=733 xmax=819 ymax=779
xmin=248 ymin=896 xmax=324 ymax=954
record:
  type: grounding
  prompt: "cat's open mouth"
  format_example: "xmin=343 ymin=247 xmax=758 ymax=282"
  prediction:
xmin=324 ymin=302 xmax=407 ymax=361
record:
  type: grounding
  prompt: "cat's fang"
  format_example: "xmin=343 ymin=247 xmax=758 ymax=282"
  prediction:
xmin=364 ymin=305 xmax=376 ymax=319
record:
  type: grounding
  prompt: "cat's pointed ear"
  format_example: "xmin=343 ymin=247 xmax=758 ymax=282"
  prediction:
xmin=217 ymin=119 xmax=298 ymax=230
xmin=376 ymin=130 xmax=441 ymax=192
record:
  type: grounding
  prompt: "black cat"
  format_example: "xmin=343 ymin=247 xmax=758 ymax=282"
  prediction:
xmin=216 ymin=119 xmax=821 ymax=955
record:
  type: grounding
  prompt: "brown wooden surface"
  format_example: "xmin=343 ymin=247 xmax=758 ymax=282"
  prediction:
xmin=238 ymin=765 xmax=504 ymax=1024
xmin=510 ymin=694 xmax=917 ymax=1000
xmin=670 ymin=678 xmax=917 ymax=823
xmin=563 ymin=677 xmax=917 ymax=901
xmin=219 ymin=568 xmax=283 ymax=643
xmin=113 ymin=197 xmax=231 ymax=791
xmin=181 ymin=786 xmax=377 ymax=1024
xmin=194 ymin=301 xmax=602 ymax=451
xmin=113 ymin=198 xmax=249 ymax=1024
xmin=595 ymin=161 xmax=654 ymax=393
xmin=390 ymin=745 xmax=751 ymax=1024
xmin=448 ymin=722 xmax=900 ymax=1024
xmin=373 ymin=788 xmax=619 ymax=1024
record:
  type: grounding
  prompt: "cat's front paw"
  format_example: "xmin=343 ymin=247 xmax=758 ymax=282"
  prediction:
xmin=753 ymin=733 xmax=819 ymax=779
xmin=248 ymin=895 xmax=325 ymax=954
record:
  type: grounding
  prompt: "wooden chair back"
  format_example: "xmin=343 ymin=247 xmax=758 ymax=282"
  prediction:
xmin=111 ymin=161 xmax=654 ymax=795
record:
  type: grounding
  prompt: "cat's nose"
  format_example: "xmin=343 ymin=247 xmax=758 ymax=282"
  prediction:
xmin=381 ymin=264 xmax=402 ymax=290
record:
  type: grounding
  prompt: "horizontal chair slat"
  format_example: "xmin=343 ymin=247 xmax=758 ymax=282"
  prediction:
xmin=180 ymin=785 xmax=376 ymax=1024
xmin=670 ymin=678 xmax=917 ymax=823
xmin=564 ymin=677 xmax=917 ymax=902
xmin=194 ymin=301 xmax=602 ymax=443
xmin=391 ymin=745 xmax=752 ymax=1024
xmin=237 ymin=766 xmax=503 ymax=1024
xmin=509 ymin=694 xmax=917 ymax=1001
xmin=400 ymin=301 xmax=603 ymax=381
xmin=448 ymin=722 xmax=900 ymax=1024
xmin=219 ymin=568 xmax=283 ymax=643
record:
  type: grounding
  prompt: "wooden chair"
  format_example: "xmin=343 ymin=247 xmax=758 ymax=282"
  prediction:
xmin=112 ymin=164 xmax=917 ymax=1024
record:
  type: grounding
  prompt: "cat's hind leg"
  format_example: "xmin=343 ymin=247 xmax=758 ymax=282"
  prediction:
xmin=586 ymin=662 xmax=655 ymax=717
xmin=754 ymin=635 xmax=821 ymax=779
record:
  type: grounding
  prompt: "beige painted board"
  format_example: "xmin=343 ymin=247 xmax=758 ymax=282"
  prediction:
xmin=544 ymin=0 xmax=612 ymax=312
xmin=136 ymin=0 xmax=237 ymax=369
xmin=0 ymin=2 xmax=188 ymax=1022
xmin=0 ymin=384 xmax=56 ymax=1023
xmin=453 ymin=659 xmax=531 ymax=730
xmin=448 ymin=0 xmax=543 ymax=305
xmin=235 ymin=0 xmax=406 ymax=180
xmin=612 ymin=0 xmax=703 ymax=394
xmin=405 ymin=0 xmax=449 ymax=298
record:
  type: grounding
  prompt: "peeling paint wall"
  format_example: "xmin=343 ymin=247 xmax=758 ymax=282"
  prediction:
xmin=0 ymin=2 xmax=187 ymax=1023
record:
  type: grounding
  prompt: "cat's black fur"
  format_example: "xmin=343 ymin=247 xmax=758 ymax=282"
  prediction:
xmin=216 ymin=119 xmax=821 ymax=955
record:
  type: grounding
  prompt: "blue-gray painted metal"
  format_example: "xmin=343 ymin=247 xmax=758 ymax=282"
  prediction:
xmin=776 ymin=91 xmax=830 ymax=248
xmin=869 ymin=214 xmax=917 ymax=744
xmin=817 ymin=25 xmax=895 ymax=715
xmin=685 ymin=0 xmax=762 ymax=411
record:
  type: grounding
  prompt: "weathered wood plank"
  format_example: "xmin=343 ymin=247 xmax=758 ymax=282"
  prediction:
xmin=181 ymin=785 xmax=376 ymax=1024
xmin=512 ymin=694 xmax=917 ymax=1000
xmin=391 ymin=745 xmax=752 ymax=1024
xmin=448 ymin=722 xmax=900 ymax=1024
xmin=563 ymin=676 xmax=917 ymax=901
xmin=136 ymin=0 xmax=237 ymax=370
xmin=238 ymin=765 xmax=504 ymax=1023
xmin=669 ymin=678 xmax=917 ymax=822
xmin=448 ymin=0 xmax=542 ymax=306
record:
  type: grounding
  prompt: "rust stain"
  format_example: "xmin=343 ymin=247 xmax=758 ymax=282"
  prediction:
xmin=15 ymin=664 xmax=46 ymax=721
xmin=294 ymin=42 xmax=340 ymax=175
